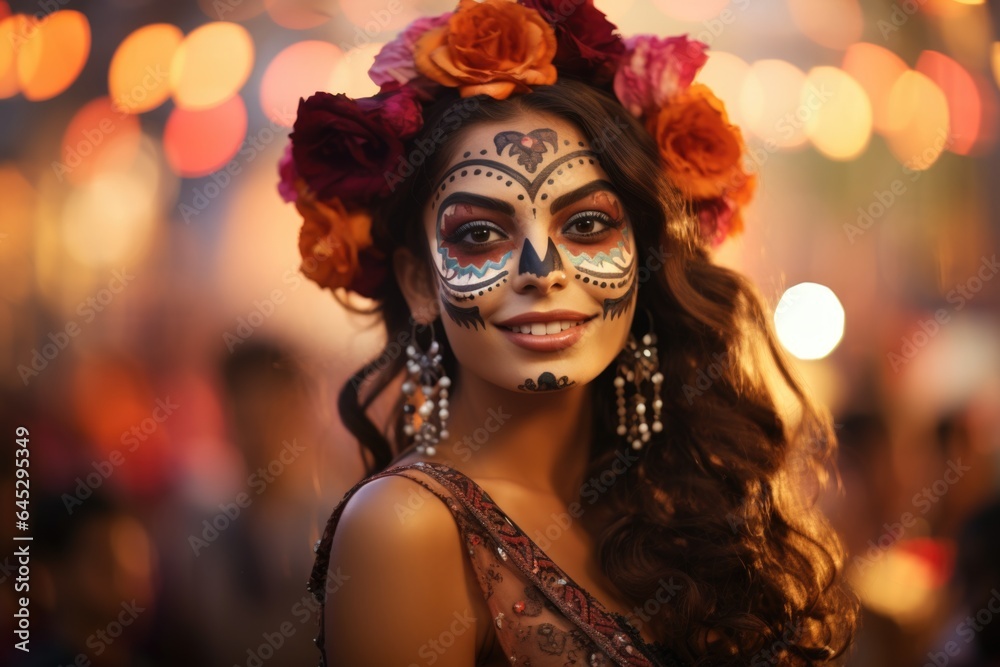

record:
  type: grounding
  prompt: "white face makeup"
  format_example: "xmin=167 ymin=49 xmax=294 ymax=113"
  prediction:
xmin=423 ymin=113 xmax=638 ymax=393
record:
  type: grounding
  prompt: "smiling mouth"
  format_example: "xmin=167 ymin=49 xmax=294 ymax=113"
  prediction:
xmin=497 ymin=317 xmax=595 ymax=336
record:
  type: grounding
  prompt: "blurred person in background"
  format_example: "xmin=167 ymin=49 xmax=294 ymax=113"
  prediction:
xmin=4 ymin=494 xmax=156 ymax=667
xmin=823 ymin=412 xmax=911 ymax=666
xmin=184 ymin=340 xmax=331 ymax=666
xmin=930 ymin=498 xmax=1000 ymax=667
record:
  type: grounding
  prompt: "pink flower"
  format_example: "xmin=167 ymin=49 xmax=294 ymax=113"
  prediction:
xmin=369 ymin=12 xmax=453 ymax=92
xmin=613 ymin=34 xmax=708 ymax=118
xmin=694 ymin=197 xmax=741 ymax=248
xmin=277 ymin=141 xmax=298 ymax=203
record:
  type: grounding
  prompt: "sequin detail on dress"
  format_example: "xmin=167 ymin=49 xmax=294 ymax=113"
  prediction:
xmin=308 ymin=461 xmax=686 ymax=666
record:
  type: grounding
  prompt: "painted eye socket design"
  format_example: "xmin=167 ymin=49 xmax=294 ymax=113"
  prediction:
xmin=562 ymin=210 xmax=622 ymax=240
xmin=443 ymin=220 xmax=509 ymax=247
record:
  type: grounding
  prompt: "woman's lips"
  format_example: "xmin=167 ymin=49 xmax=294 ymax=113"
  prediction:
xmin=496 ymin=317 xmax=593 ymax=352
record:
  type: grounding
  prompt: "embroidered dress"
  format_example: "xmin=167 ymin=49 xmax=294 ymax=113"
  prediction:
xmin=308 ymin=461 xmax=686 ymax=666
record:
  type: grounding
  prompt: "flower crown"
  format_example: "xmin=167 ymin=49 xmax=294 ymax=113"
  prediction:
xmin=278 ymin=0 xmax=756 ymax=300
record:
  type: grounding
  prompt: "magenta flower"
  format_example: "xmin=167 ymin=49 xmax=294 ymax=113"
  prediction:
xmin=357 ymin=83 xmax=423 ymax=139
xmin=613 ymin=34 xmax=708 ymax=118
xmin=277 ymin=141 xmax=298 ymax=203
xmin=368 ymin=12 xmax=453 ymax=92
xmin=694 ymin=197 xmax=736 ymax=248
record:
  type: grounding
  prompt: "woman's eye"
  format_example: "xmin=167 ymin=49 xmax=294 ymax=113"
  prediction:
xmin=466 ymin=227 xmax=496 ymax=243
xmin=447 ymin=221 xmax=506 ymax=246
xmin=564 ymin=211 xmax=616 ymax=238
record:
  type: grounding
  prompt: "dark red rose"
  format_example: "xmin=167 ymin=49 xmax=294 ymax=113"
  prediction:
xmin=357 ymin=83 xmax=424 ymax=139
xmin=520 ymin=0 xmax=624 ymax=84
xmin=289 ymin=87 xmax=422 ymax=208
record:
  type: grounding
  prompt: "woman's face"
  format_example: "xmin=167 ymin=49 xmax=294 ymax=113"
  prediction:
xmin=421 ymin=112 xmax=638 ymax=393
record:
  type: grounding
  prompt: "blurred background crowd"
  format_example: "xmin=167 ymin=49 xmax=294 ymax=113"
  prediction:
xmin=1 ymin=0 xmax=998 ymax=665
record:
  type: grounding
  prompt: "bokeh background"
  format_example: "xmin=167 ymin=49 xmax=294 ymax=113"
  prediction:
xmin=1 ymin=0 xmax=999 ymax=665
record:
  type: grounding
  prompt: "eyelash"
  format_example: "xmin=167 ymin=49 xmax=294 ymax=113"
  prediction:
xmin=442 ymin=220 xmax=506 ymax=246
xmin=563 ymin=210 xmax=622 ymax=238
xmin=443 ymin=210 xmax=624 ymax=248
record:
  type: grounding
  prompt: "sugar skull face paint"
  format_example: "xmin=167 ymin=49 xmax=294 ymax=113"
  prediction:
xmin=423 ymin=113 xmax=638 ymax=393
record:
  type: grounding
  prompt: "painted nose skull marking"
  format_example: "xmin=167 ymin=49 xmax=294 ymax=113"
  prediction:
xmin=518 ymin=238 xmax=562 ymax=278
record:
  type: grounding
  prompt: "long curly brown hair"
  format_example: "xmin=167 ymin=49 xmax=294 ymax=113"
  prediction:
xmin=331 ymin=77 xmax=858 ymax=665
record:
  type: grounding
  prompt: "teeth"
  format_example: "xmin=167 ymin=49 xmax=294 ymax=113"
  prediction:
xmin=504 ymin=320 xmax=587 ymax=336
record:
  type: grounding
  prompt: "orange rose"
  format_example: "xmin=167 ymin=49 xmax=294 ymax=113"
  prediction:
xmin=649 ymin=84 xmax=751 ymax=201
xmin=413 ymin=0 xmax=558 ymax=100
xmin=294 ymin=181 xmax=375 ymax=292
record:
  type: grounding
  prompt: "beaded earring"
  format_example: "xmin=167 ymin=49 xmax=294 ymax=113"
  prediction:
xmin=401 ymin=320 xmax=451 ymax=456
xmin=614 ymin=310 xmax=664 ymax=450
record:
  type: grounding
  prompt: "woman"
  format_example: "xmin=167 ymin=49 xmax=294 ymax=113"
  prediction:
xmin=281 ymin=1 xmax=859 ymax=664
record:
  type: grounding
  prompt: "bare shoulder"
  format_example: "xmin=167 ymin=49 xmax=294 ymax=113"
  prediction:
xmin=323 ymin=474 xmax=485 ymax=666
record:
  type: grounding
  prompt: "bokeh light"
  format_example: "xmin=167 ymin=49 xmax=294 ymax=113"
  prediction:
xmin=916 ymin=50 xmax=980 ymax=156
xmin=170 ymin=22 xmax=254 ymax=110
xmin=341 ymin=0 xmax=418 ymax=34
xmin=259 ymin=40 xmax=342 ymax=127
xmin=884 ymin=71 xmax=950 ymax=170
xmin=265 ymin=0 xmax=331 ymax=30
xmin=740 ymin=59 xmax=809 ymax=149
xmin=786 ymin=0 xmax=863 ymax=50
xmin=774 ymin=283 xmax=846 ymax=360
xmin=694 ymin=51 xmax=751 ymax=127
xmin=60 ymin=170 xmax=159 ymax=268
xmin=109 ymin=23 xmax=182 ymax=114
xmin=330 ymin=43 xmax=384 ymax=99
xmin=0 ymin=14 xmax=30 ymax=99
xmin=992 ymin=42 xmax=1000 ymax=90
xmin=937 ymin=0 xmax=992 ymax=67
xmin=16 ymin=10 xmax=90 ymax=101
xmin=163 ymin=94 xmax=248 ymax=177
xmin=0 ymin=164 xmax=35 ymax=306
xmin=71 ymin=358 xmax=163 ymax=460
xmin=649 ymin=0 xmax=729 ymax=22
xmin=60 ymin=97 xmax=142 ymax=185
xmin=110 ymin=515 xmax=155 ymax=587
xmin=198 ymin=0 xmax=266 ymax=22
xmin=970 ymin=70 xmax=1000 ymax=152
xmin=803 ymin=67 xmax=872 ymax=161
xmin=842 ymin=42 xmax=910 ymax=136
xmin=593 ymin=0 xmax=637 ymax=30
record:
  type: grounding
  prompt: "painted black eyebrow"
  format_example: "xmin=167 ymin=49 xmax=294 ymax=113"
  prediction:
xmin=437 ymin=192 xmax=516 ymax=225
xmin=549 ymin=179 xmax=618 ymax=215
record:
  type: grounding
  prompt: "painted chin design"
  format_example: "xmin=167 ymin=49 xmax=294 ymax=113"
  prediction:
xmin=517 ymin=372 xmax=575 ymax=391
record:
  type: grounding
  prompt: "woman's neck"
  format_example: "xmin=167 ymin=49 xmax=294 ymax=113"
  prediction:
xmin=431 ymin=368 xmax=594 ymax=506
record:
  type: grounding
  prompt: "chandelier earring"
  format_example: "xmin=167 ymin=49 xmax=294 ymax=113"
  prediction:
xmin=401 ymin=320 xmax=451 ymax=456
xmin=614 ymin=308 xmax=664 ymax=451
